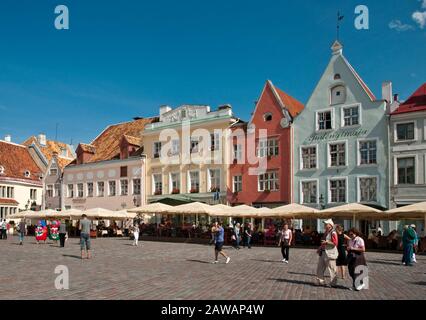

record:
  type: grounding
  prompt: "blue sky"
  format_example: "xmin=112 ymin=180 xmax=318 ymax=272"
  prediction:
xmin=0 ymin=0 xmax=425 ymax=146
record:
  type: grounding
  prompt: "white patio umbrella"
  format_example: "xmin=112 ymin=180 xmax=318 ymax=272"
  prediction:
xmin=320 ymin=203 xmax=386 ymax=226
xmin=386 ymin=202 xmax=426 ymax=228
xmin=270 ymin=203 xmax=320 ymax=219
xmin=128 ymin=203 xmax=174 ymax=214
xmin=83 ymin=208 xmax=114 ymax=220
xmin=172 ymin=202 xmax=217 ymax=215
xmin=228 ymin=205 xmax=270 ymax=218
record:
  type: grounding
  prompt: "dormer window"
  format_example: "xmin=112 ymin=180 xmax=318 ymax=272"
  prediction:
xmin=0 ymin=166 xmax=4 ymax=174
xmin=181 ymin=109 xmax=187 ymax=119
xmin=264 ymin=113 xmax=273 ymax=122
xmin=24 ymin=170 xmax=31 ymax=178
xmin=331 ymin=85 xmax=346 ymax=105
xmin=334 ymin=74 xmax=341 ymax=80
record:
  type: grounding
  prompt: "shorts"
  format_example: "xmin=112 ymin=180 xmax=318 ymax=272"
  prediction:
xmin=215 ymin=241 xmax=224 ymax=251
xmin=80 ymin=233 xmax=91 ymax=250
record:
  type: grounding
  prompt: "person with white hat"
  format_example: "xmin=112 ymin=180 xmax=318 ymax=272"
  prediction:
xmin=316 ymin=219 xmax=339 ymax=287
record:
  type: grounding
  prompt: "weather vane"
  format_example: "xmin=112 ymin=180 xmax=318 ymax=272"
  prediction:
xmin=337 ymin=11 xmax=344 ymax=41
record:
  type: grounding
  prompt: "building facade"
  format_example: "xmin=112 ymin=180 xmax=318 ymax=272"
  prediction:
xmin=390 ymin=83 xmax=426 ymax=214
xmin=227 ymin=80 xmax=304 ymax=208
xmin=63 ymin=118 xmax=154 ymax=211
xmin=143 ymin=104 xmax=237 ymax=205
xmin=0 ymin=138 xmax=43 ymax=219
xmin=293 ymin=41 xmax=390 ymax=232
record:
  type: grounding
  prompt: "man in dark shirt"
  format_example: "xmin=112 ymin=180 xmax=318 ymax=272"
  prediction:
xmin=18 ymin=220 xmax=26 ymax=245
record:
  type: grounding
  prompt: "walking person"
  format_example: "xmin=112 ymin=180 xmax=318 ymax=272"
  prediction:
xmin=243 ymin=222 xmax=252 ymax=249
xmin=79 ymin=214 xmax=92 ymax=259
xmin=209 ymin=221 xmax=218 ymax=245
xmin=278 ymin=223 xmax=292 ymax=263
xmin=1 ymin=219 xmax=7 ymax=240
xmin=132 ymin=223 xmax=140 ymax=246
xmin=233 ymin=223 xmax=241 ymax=249
xmin=18 ymin=220 xmax=26 ymax=245
xmin=59 ymin=220 xmax=67 ymax=248
xmin=347 ymin=228 xmax=367 ymax=291
xmin=316 ymin=219 xmax=339 ymax=287
xmin=401 ymin=225 xmax=416 ymax=266
xmin=212 ymin=221 xmax=231 ymax=264
xmin=411 ymin=224 xmax=419 ymax=263
xmin=335 ymin=225 xmax=350 ymax=279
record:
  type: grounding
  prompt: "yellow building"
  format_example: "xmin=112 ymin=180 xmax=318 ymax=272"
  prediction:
xmin=143 ymin=104 xmax=238 ymax=205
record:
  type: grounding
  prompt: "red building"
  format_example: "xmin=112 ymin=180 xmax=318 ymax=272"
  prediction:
xmin=227 ymin=80 xmax=304 ymax=207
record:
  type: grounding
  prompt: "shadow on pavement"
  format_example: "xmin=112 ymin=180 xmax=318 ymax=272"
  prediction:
xmin=62 ymin=254 xmax=82 ymax=260
xmin=367 ymin=260 xmax=403 ymax=266
xmin=251 ymin=259 xmax=282 ymax=264
xmin=268 ymin=278 xmax=348 ymax=290
xmin=186 ymin=259 xmax=211 ymax=264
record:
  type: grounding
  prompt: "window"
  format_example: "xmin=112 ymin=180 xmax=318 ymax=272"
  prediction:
xmin=108 ymin=181 xmax=116 ymax=196
xmin=334 ymin=74 xmax=341 ymax=80
xmin=258 ymin=171 xmax=279 ymax=191
xmin=30 ymin=189 xmax=37 ymax=200
xmin=153 ymin=142 xmax=162 ymax=158
xmin=190 ymin=138 xmax=199 ymax=153
xmin=359 ymin=140 xmax=377 ymax=165
xmin=258 ymin=139 xmax=279 ymax=157
xmin=181 ymin=109 xmax=187 ymax=118
xmin=120 ymin=180 xmax=128 ymax=196
xmin=49 ymin=168 xmax=58 ymax=176
xmin=170 ymin=173 xmax=180 ymax=193
xmin=396 ymin=123 xmax=415 ymax=141
xmin=210 ymin=133 xmax=220 ymax=151
xmin=329 ymin=179 xmax=346 ymax=203
xmin=54 ymin=184 xmax=60 ymax=197
xmin=97 ymin=182 xmax=105 ymax=197
xmin=67 ymin=184 xmax=74 ymax=198
xmin=0 ymin=186 xmax=14 ymax=199
xmin=120 ymin=166 xmax=128 ymax=177
xmin=317 ymin=111 xmax=333 ymax=130
xmin=301 ymin=146 xmax=317 ymax=169
xmin=171 ymin=139 xmax=180 ymax=155
xmin=264 ymin=113 xmax=273 ymax=122
xmin=0 ymin=186 xmax=4 ymax=198
xmin=329 ymin=143 xmax=346 ymax=167
xmin=397 ymin=157 xmax=415 ymax=184
xmin=87 ymin=183 xmax=94 ymax=197
xmin=24 ymin=170 xmax=31 ymax=178
xmin=189 ymin=171 xmax=200 ymax=193
xmin=302 ymin=181 xmax=317 ymax=204
xmin=60 ymin=147 xmax=67 ymax=157
xmin=0 ymin=166 xmax=4 ymax=174
xmin=331 ymin=85 xmax=346 ymax=105
xmin=153 ymin=174 xmax=162 ymax=195
xmin=209 ymin=169 xmax=221 ymax=192
xmin=77 ymin=183 xmax=84 ymax=198
xmin=233 ymin=175 xmax=242 ymax=192
xmin=359 ymin=177 xmax=377 ymax=202
xmin=233 ymin=144 xmax=242 ymax=162
xmin=46 ymin=185 xmax=53 ymax=198
xmin=133 ymin=179 xmax=141 ymax=195
xmin=343 ymin=106 xmax=359 ymax=127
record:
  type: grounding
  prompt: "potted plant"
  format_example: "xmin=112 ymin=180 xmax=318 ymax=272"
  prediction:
xmin=263 ymin=189 xmax=271 ymax=194
xmin=172 ymin=188 xmax=180 ymax=194
xmin=190 ymin=188 xmax=199 ymax=194
xmin=154 ymin=190 xmax=162 ymax=196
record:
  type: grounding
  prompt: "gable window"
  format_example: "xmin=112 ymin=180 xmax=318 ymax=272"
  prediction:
xmin=264 ymin=113 xmax=273 ymax=122
xmin=67 ymin=184 xmax=74 ymax=198
xmin=359 ymin=177 xmax=377 ymax=202
xmin=317 ymin=110 xmax=333 ymax=131
xmin=359 ymin=140 xmax=377 ymax=165
xmin=120 ymin=180 xmax=128 ymax=196
xmin=153 ymin=142 xmax=162 ymax=158
xmin=233 ymin=175 xmax=242 ymax=193
xmin=334 ymin=74 xmax=341 ymax=80
xmin=60 ymin=147 xmax=67 ymax=157
xmin=331 ymin=85 xmax=346 ymax=105
xmin=301 ymin=181 xmax=317 ymax=204
xmin=329 ymin=179 xmax=346 ymax=203
xmin=87 ymin=182 xmax=94 ymax=197
xmin=153 ymin=174 xmax=162 ymax=195
xmin=301 ymin=146 xmax=317 ymax=169
xmin=108 ymin=181 xmax=116 ymax=196
xmin=189 ymin=171 xmax=200 ymax=193
xmin=49 ymin=168 xmax=58 ymax=176
xmin=396 ymin=122 xmax=415 ymax=141
xmin=24 ymin=170 xmax=31 ymax=178
xmin=77 ymin=183 xmax=84 ymax=198
xmin=258 ymin=171 xmax=279 ymax=191
xmin=397 ymin=157 xmax=415 ymax=184
xmin=343 ymin=106 xmax=360 ymax=127
xmin=133 ymin=179 xmax=141 ymax=195
xmin=329 ymin=142 xmax=346 ymax=167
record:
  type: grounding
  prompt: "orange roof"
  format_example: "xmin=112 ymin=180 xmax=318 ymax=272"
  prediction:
xmin=273 ymin=85 xmax=305 ymax=118
xmin=0 ymin=198 xmax=19 ymax=205
xmin=0 ymin=140 xmax=43 ymax=184
xmin=23 ymin=136 xmax=74 ymax=170
xmin=392 ymin=83 xmax=426 ymax=115
xmin=122 ymin=135 xmax=143 ymax=147
xmin=74 ymin=117 xmax=157 ymax=164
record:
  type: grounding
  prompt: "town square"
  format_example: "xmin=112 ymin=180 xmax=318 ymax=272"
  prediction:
xmin=0 ymin=0 xmax=426 ymax=306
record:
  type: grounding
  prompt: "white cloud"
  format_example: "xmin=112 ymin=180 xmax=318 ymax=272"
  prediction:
xmin=412 ymin=10 xmax=426 ymax=28
xmin=388 ymin=19 xmax=414 ymax=31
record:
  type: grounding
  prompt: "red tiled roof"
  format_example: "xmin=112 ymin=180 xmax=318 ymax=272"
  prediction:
xmin=0 ymin=141 xmax=43 ymax=183
xmin=273 ymin=85 xmax=305 ymax=118
xmin=0 ymin=198 xmax=18 ymax=205
xmin=79 ymin=143 xmax=96 ymax=154
xmin=122 ymin=135 xmax=143 ymax=147
xmin=391 ymin=83 xmax=426 ymax=115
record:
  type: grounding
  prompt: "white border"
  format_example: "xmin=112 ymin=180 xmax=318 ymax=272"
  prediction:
xmin=169 ymin=172 xmax=181 ymax=194
xmin=340 ymin=103 xmax=362 ymax=128
xmin=299 ymin=144 xmax=319 ymax=170
xmin=393 ymin=154 xmax=419 ymax=185
xmin=315 ymin=107 xmax=335 ymax=132
xmin=187 ymin=170 xmax=200 ymax=193
xmin=207 ymin=168 xmax=221 ymax=192
xmin=299 ymin=179 xmax=319 ymax=204
xmin=356 ymin=138 xmax=379 ymax=167
xmin=152 ymin=173 xmax=162 ymax=195
xmin=232 ymin=175 xmax=243 ymax=193
xmin=329 ymin=83 xmax=347 ymax=106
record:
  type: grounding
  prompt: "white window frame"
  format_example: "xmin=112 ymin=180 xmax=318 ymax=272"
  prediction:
xmin=97 ymin=181 xmax=105 ymax=197
xmin=356 ymin=138 xmax=378 ymax=167
xmin=49 ymin=168 xmax=58 ymax=176
xmin=171 ymin=139 xmax=180 ymax=156
xmin=169 ymin=172 xmax=181 ymax=194
xmin=207 ymin=168 xmax=221 ymax=192
xmin=299 ymin=144 xmax=319 ymax=170
xmin=315 ymin=108 xmax=335 ymax=132
xmin=327 ymin=140 xmax=348 ymax=168
xmin=257 ymin=171 xmax=279 ymax=192
xmin=356 ymin=175 xmax=379 ymax=203
xmin=187 ymin=170 xmax=200 ymax=192
xmin=46 ymin=184 xmax=54 ymax=198
xmin=394 ymin=120 xmax=417 ymax=143
xmin=120 ymin=179 xmax=128 ymax=196
xmin=393 ymin=154 xmax=419 ymax=185
xmin=340 ymin=103 xmax=362 ymax=128
xmin=327 ymin=177 xmax=348 ymax=204
xmin=77 ymin=183 xmax=84 ymax=198
xmin=108 ymin=180 xmax=117 ymax=197
xmin=153 ymin=142 xmax=162 ymax=158
xmin=152 ymin=174 xmax=163 ymax=195
xmin=132 ymin=178 xmax=141 ymax=195
xmin=299 ymin=179 xmax=319 ymax=205
xmin=67 ymin=184 xmax=74 ymax=198
xmin=233 ymin=144 xmax=243 ymax=161
xmin=232 ymin=175 xmax=243 ymax=193
xmin=87 ymin=182 xmax=94 ymax=198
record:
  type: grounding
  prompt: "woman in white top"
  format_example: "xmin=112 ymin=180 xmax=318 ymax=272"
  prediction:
xmin=278 ymin=223 xmax=292 ymax=263
xmin=132 ymin=223 xmax=140 ymax=246
xmin=347 ymin=228 xmax=367 ymax=291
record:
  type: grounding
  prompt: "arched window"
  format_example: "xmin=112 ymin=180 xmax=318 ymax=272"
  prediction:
xmin=330 ymin=85 xmax=346 ymax=105
xmin=334 ymin=74 xmax=341 ymax=80
xmin=264 ymin=112 xmax=273 ymax=122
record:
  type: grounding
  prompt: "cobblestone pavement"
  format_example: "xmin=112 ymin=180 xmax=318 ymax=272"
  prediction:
xmin=0 ymin=236 xmax=425 ymax=300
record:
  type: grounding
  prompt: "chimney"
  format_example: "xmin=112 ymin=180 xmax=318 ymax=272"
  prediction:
xmin=4 ymin=135 xmax=11 ymax=142
xmin=37 ymin=134 xmax=47 ymax=146
xmin=218 ymin=104 xmax=232 ymax=111
xmin=382 ymin=81 xmax=393 ymax=104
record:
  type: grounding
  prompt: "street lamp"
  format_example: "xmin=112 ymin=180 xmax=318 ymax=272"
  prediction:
xmin=25 ymin=199 xmax=30 ymax=210
xmin=319 ymin=194 xmax=325 ymax=210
